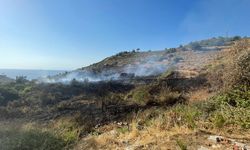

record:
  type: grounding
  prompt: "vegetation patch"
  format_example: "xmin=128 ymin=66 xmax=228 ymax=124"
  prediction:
xmin=0 ymin=126 xmax=66 ymax=150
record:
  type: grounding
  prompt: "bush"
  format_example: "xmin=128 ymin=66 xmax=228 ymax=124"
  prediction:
xmin=130 ymin=86 xmax=152 ymax=106
xmin=127 ymin=83 xmax=182 ymax=106
xmin=0 ymin=87 xmax=19 ymax=106
xmin=208 ymin=86 xmax=250 ymax=129
xmin=215 ymin=85 xmax=250 ymax=108
xmin=169 ymin=105 xmax=202 ymax=129
xmin=223 ymin=39 xmax=250 ymax=88
xmin=0 ymin=128 xmax=65 ymax=150
xmin=210 ymin=105 xmax=250 ymax=129
xmin=212 ymin=112 xmax=226 ymax=128
xmin=157 ymin=87 xmax=181 ymax=105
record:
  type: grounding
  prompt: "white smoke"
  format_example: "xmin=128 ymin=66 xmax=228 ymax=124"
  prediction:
xmin=40 ymin=70 xmax=120 ymax=83
xmin=40 ymin=52 xmax=173 ymax=83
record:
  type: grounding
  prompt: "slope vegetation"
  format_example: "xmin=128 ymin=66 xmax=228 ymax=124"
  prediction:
xmin=0 ymin=37 xmax=249 ymax=150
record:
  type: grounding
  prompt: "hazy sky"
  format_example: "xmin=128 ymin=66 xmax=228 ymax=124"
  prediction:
xmin=0 ymin=0 xmax=249 ymax=70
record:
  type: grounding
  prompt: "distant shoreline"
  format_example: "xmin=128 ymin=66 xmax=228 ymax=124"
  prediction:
xmin=0 ymin=69 xmax=68 ymax=80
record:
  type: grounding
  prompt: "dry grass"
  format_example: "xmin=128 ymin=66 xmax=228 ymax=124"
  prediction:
xmin=205 ymin=39 xmax=250 ymax=90
xmin=188 ymin=88 xmax=215 ymax=102
xmin=74 ymin=101 xmax=250 ymax=149
xmin=74 ymin=122 xmax=194 ymax=150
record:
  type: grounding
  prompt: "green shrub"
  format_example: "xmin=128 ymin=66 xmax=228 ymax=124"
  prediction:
xmin=208 ymin=85 xmax=250 ymax=129
xmin=212 ymin=112 xmax=226 ymax=128
xmin=157 ymin=87 xmax=181 ymax=105
xmin=129 ymin=86 xmax=152 ymax=106
xmin=210 ymin=105 xmax=250 ymax=129
xmin=116 ymin=126 xmax=129 ymax=134
xmin=215 ymin=85 xmax=250 ymax=108
xmin=0 ymin=128 xmax=65 ymax=150
xmin=168 ymin=105 xmax=202 ymax=129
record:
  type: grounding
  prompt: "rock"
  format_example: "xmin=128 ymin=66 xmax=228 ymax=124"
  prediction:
xmin=208 ymin=135 xmax=224 ymax=143
xmin=208 ymin=135 xmax=235 ymax=144
xmin=233 ymin=142 xmax=248 ymax=150
xmin=208 ymin=135 xmax=250 ymax=150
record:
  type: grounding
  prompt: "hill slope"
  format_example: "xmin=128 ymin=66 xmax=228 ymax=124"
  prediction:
xmin=47 ymin=37 xmax=235 ymax=83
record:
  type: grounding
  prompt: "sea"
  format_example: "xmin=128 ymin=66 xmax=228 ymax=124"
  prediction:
xmin=0 ymin=69 xmax=67 ymax=80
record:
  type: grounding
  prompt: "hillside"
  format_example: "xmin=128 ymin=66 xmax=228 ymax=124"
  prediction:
xmin=0 ymin=37 xmax=249 ymax=150
xmin=46 ymin=37 xmax=235 ymax=83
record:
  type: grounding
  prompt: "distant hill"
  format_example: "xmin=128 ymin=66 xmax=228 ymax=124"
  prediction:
xmin=47 ymin=36 xmax=241 ymax=83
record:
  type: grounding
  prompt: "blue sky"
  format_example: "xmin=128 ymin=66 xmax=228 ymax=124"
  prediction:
xmin=0 ymin=0 xmax=249 ymax=70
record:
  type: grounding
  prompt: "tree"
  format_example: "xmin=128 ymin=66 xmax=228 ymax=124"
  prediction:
xmin=232 ymin=36 xmax=241 ymax=41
